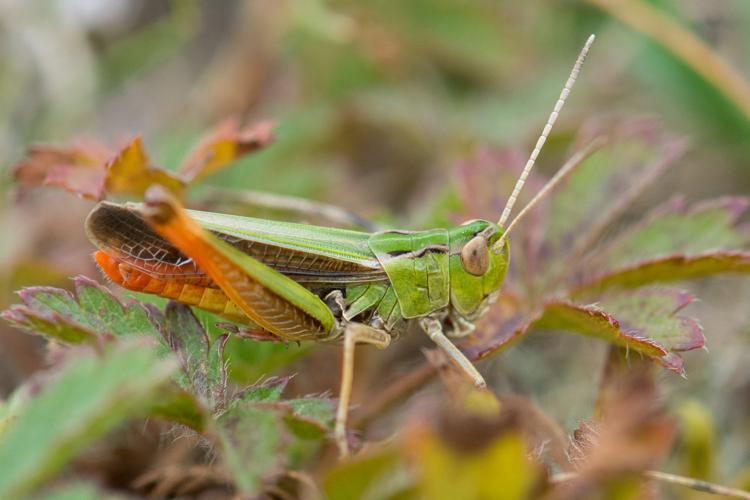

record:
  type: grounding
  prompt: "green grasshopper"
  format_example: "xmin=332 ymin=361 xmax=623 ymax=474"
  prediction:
xmin=85 ymin=35 xmax=595 ymax=456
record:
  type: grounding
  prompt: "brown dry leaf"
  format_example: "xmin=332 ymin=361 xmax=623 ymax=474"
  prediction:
xmin=426 ymin=349 xmax=570 ymax=472
xmin=405 ymin=401 xmax=546 ymax=500
xmin=13 ymin=141 xmax=111 ymax=200
xmin=549 ymin=350 xmax=676 ymax=500
xmin=179 ymin=118 xmax=275 ymax=183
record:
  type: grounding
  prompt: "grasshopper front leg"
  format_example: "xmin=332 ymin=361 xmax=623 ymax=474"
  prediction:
xmin=420 ymin=316 xmax=486 ymax=388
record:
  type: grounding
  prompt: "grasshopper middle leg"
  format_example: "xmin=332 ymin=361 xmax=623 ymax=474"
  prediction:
xmin=336 ymin=322 xmax=391 ymax=457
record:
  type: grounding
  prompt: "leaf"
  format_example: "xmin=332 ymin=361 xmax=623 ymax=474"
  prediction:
xmin=12 ymin=137 xmax=185 ymax=201
xmin=594 ymin=196 xmax=749 ymax=270
xmin=597 ymin=288 xmax=704 ymax=353
xmin=532 ymin=302 xmax=668 ymax=358
xmin=155 ymin=302 xmax=228 ymax=409
xmin=104 ymin=137 xmax=185 ymax=198
xmin=233 ymin=376 xmax=291 ymax=405
xmin=573 ymin=251 xmax=750 ymax=296
xmin=542 ymin=120 xmax=682 ymax=257
xmin=0 ymin=342 xmax=176 ymax=499
xmin=559 ymin=360 xmax=675 ymax=499
xmin=532 ymin=289 xmax=705 ymax=375
xmin=458 ymin=293 xmax=529 ymax=361
xmin=149 ymin=386 xmax=208 ymax=432
xmin=407 ymin=415 xmax=541 ymax=500
xmin=283 ymin=397 xmax=335 ymax=440
xmin=216 ymin=405 xmax=287 ymax=496
xmin=1 ymin=276 xmax=162 ymax=344
xmin=323 ymin=445 xmax=414 ymax=500
xmin=455 ymin=147 xmax=544 ymax=222
xmin=179 ymin=119 xmax=276 ymax=183
xmin=214 ymin=375 xmax=334 ymax=494
xmin=12 ymin=141 xmax=111 ymax=200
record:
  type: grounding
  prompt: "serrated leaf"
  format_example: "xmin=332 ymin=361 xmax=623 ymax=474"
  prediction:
xmin=287 ymin=397 xmax=335 ymax=427
xmin=234 ymin=377 xmax=291 ymax=405
xmin=1 ymin=276 xmax=162 ymax=344
xmin=162 ymin=302 xmax=209 ymax=389
xmin=598 ymin=288 xmax=704 ymax=353
xmin=179 ymin=119 xmax=275 ymax=183
xmin=532 ymin=302 xmax=668 ymax=358
xmin=530 ymin=290 xmax=704 ymax=375
xmin=0 ymin=342 xmax=176 ymax=498
xmin=282 ymin=397 xmax=335 ymax=440
xmin=573 ymin=252 xmax=750 ymax=296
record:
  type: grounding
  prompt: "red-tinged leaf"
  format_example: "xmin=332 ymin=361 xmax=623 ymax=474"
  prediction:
xmin=597 ymin=288 xmax=705 ymax=353
xmin=530 ymin=302 xmax=669 ymax=360
xmin=455 ymin=147 xmax=544 ymax=222
xmin=179 ymin=119 xmax=275 ymax=183
xmin=105 ymin=137 xmax=185 ymax=198
xmin=12 ymin=141 xmax=111 ymax=200
xmin=1 ymin=276 xmax=162 ymax=344
xmin=572 ymin=251 xmax=750 ymax=297
xmin=462 ymin=291 xmax=684 ymax=374
xmin=459 ymin=310 xmax=528 ymax=362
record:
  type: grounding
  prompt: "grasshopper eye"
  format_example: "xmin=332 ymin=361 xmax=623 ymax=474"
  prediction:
xmin=460 ymin=235 xmax=490 ymax=276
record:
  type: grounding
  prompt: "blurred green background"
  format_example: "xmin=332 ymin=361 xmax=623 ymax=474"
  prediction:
xmin=1 ymin=0 xmax=749 ymax=492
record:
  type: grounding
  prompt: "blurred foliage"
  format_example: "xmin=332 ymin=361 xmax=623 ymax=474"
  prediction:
xmin=1 ymin=0 xmax=750 ymax=498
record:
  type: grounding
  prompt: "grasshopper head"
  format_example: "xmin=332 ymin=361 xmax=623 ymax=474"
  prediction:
xmin=449 ymin=220 xmax=509 ymax=320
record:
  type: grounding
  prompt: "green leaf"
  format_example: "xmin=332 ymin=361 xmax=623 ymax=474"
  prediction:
xmin=573 ymin=252 xmax=750 ymax=296
xmin=216 ymin=405 xmax=286 ymax=496
xmin=0 ymin=342 xmax=176 ymax=499
xmin=155 ymin=302 xmax=229 ymax=409
xmin=1 ymin=276 xmax=161 ymax=344
xmin=283 ymin=397 xmax=335 ymax=440
xmin=596 ymin=197 xmax=749 ymax=269
xmin=214 ymin=378 xmax=335 ymax=494
xmin=234 ymin=377 xmax=291 ymax=405
xmin=149 ymin=386 xmax=208 ymax=432
xmin=543 ymin=122 xmax=683 ymax=255
xmin=287 ymin=397 xmax=335 ymax=428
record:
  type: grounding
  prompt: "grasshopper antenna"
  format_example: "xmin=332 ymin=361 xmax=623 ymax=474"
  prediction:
xmin=495 ymin=34 xmax=595 ymax=249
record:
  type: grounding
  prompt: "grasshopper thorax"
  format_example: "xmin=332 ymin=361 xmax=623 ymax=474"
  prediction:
xmin=448 ymin=219 xmax=509 ymax=321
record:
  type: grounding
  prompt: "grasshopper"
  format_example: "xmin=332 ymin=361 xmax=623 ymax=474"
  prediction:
xmin=85 ymin=35 xmax=595 ymax=456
